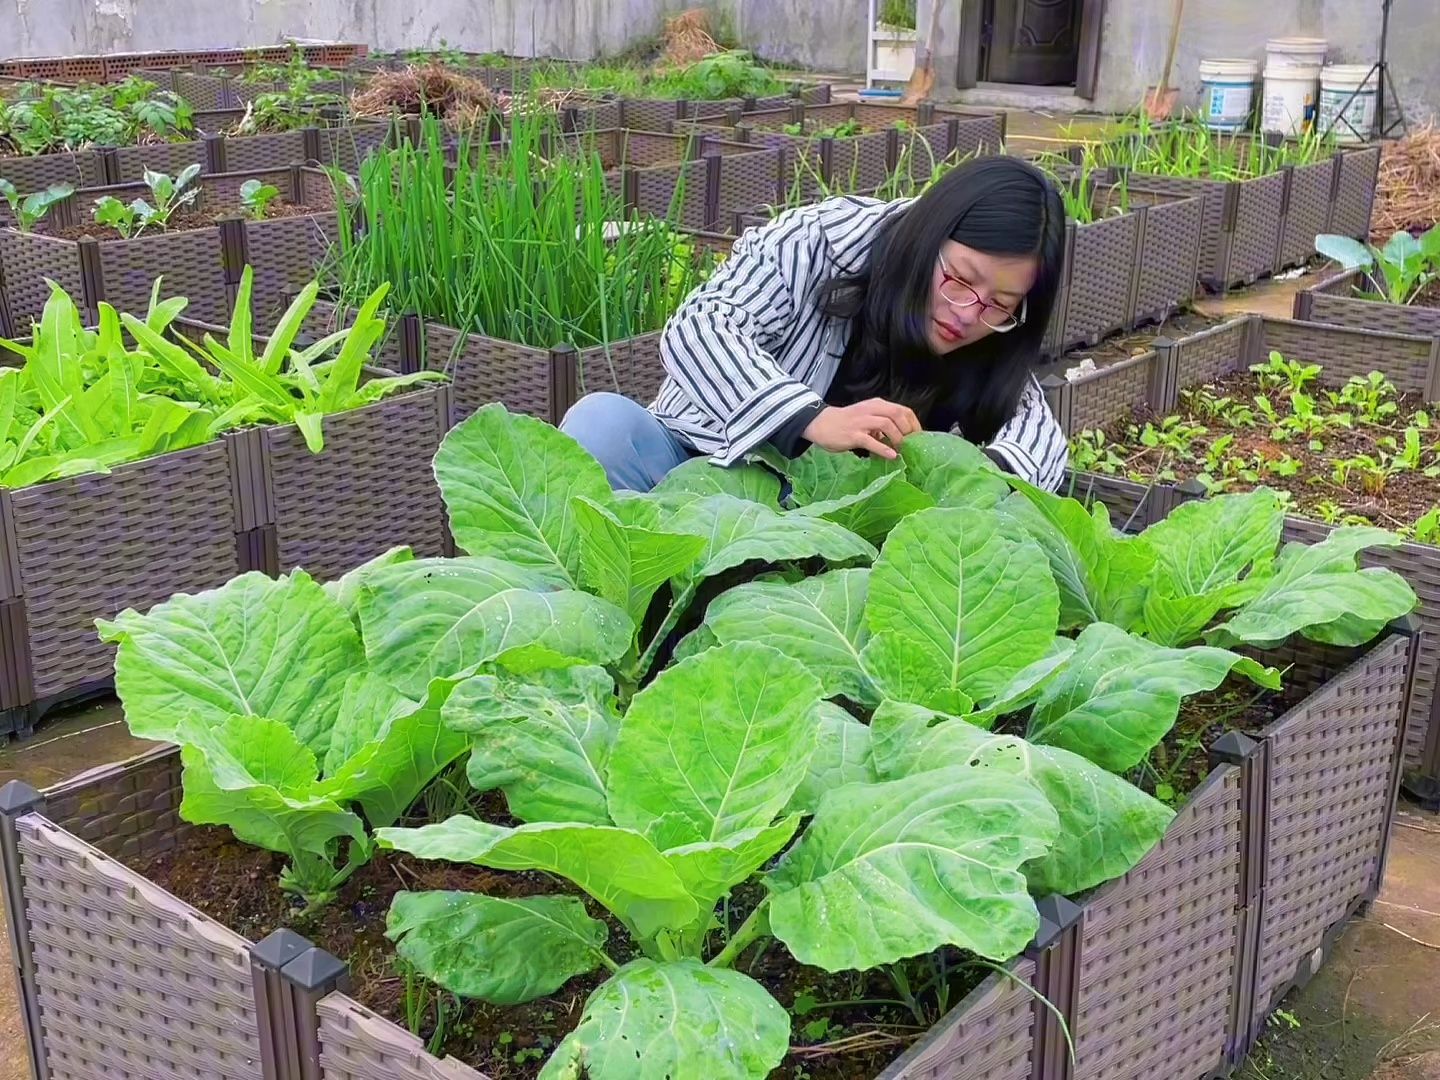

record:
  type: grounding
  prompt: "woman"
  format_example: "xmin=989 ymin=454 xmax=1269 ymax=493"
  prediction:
xmin=561 ymin=155 xmax=1069 ymax=493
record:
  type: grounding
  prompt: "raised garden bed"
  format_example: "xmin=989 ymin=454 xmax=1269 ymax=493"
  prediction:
xmin=0 ymin=291 xmax=453 ymax=738
xmin=0 ymin=548 xmax=1414 ymax=1079
xmin=1040 ymin=182 xmax=1205 ymax=358
xmin=1295 ymin=266 xmax=1440 ymax=339
xmin=309 ymin=224 xmax=733 ymax=424
xmin=688 ymin=101 xmax=1003 ymax=205
xmin=0 ymin=43 xmax=366 ymax=83
xmin=1114 ymin=145 xmax=1379 ymax=292
xmin=0 ymin=164 xmax=340 ymax=331
xmin=1047 ymin=313 xmax=1440 ymax=779
xmin=560 ymin=82 xmax=832 ymax=134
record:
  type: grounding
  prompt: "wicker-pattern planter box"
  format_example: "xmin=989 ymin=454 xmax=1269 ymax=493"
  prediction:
xmin=560 ymin=82 xmax=832 ymax=134
xmin=1045 ymin=314 xmax=1440 ymax=777
xmin=0 ymin=620 xmax=1412 ymax=1080
xmin=0 ymin=165 xmax=340 ymax=332
xmin=1118 ymin=146 xmax=1378 ymax=292
xmin=0 ymin=43 xmax=366 ymax=82
xmin=0 ymin=148 xmax=107 ymax=198
xmin=688 ymin=103 xmax=1004 ymax=206
xmin=1042 ymin=187 xmax=1205 ymax=358
xmin=1295 ymin=267 xmax=1440 ymax=339
xmin=0 ymin=377 xmax=451 ymax=738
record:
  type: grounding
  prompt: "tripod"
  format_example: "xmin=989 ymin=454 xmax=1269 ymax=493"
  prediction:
xmin=1320 ymin=0 xmax=1408 ymax=141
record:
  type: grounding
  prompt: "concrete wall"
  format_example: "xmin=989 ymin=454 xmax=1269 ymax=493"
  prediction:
xmin=0 ymin=0 xmax=697 ymax=62
xmin=1088 ymin=0 xmax=1437 ymax=121
xmin=1 ymin=0 xmax=1434 ymax=125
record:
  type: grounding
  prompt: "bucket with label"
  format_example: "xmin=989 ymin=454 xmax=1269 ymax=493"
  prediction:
xmin=1199 ymin=58 xmax=1258 ymax=130
xmin=1262 ymin=62 xmax=1322 ymax=137
xmin=1319 ymin=63 xmax=1378 ymax=142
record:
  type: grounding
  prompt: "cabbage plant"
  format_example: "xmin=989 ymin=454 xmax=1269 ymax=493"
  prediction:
xmin=100 ymin=403 xmax=1416 ymax=1077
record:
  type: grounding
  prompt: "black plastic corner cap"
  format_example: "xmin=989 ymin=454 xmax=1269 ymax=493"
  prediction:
xmin=0 ymin=780 xmax=43 ymax=816
xmin=1028 ymin=912 xmax=1062 ymax=954
xmin=251 ymin=928 xmax=313 ymax=970
xmin=1385 ymin=612 xmax=1421 ymax=638
xmin=1210 ymin=730 xmax=1260 ymax=766
xmin=1151 ymin=336 xmax=1174 ymax=350
xmin=1035 ymin=893 xmax=1084 ymax=930
xmin=280 ymin=945 xmax=349 ymax=991
xmin=1176 ymin=477 xmax=1210 ymax=497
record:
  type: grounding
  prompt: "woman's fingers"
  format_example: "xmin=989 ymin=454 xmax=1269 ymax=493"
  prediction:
xmin=863 ymin=398 xmax=922 ymax=435
xmin=864 ymin=414 xmax=907 ymax=448
xmin=854 ymin=431 xmax=898 ymax=459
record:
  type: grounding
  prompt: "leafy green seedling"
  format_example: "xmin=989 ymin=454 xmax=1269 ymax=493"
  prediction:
xmin=239 ymin=178 xmax=281 ymax=220
xmin=0 ymin=180 xmax=72 ymax=232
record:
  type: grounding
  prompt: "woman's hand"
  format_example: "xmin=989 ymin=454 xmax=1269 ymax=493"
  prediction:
xmin=802 ymin=399 xmax=922 ymax=460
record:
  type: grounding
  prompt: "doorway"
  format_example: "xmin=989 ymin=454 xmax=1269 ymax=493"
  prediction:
xmin=957 ymin=0 xmax=1105 ymax=98
xmin=982 ymin=0 xmax=1081 ymax=86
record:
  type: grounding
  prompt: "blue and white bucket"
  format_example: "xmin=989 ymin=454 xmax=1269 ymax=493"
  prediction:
xmin=1200 ymin=58 xmax=1259 ymax=130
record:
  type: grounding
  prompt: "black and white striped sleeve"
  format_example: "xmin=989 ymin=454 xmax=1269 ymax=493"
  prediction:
xmin=986 ymin=376 xmax=1069 ymax=491
xmin=659 ymin=213 xmax=826 ymax=465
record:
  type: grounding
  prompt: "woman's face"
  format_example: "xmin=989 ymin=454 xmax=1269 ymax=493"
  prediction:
xmin=927 ymin=239 xmax=1039 ymax=354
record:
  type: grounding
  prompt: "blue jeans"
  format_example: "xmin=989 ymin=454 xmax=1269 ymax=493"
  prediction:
xmin=560 ymin=393 xmax=698 ymax=492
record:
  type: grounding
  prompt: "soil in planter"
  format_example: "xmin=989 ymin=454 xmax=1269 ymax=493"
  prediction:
xmin=128 ymin=789 xmax=983 ymax=1079
xmin=1071 ymin=361 xmax=1440 ymax=537
xmin=1132 ymin=674 xmax=1310 ymax=806
xmin=44 ymin=200 xmax=322 ymax=241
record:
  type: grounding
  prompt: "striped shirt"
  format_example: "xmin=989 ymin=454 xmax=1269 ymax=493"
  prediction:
xmin=653 ymin=195 xmax=1068 ymax=491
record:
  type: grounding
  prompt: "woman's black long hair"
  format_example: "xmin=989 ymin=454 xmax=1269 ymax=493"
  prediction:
xmin=820 ymin=156 xmax=1065 ymax=444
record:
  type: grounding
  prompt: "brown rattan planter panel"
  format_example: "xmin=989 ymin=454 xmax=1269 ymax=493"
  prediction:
xmin=1329 ymin=146 xmax=1381 ymax=240
xmin=1296 ymin=269 xmax=1440 ymax=339
xmin=110 ymin=139 xmax=211 ymax=183
xmin=15 ymin=813 xmax=264 ymax=1078
xmin=41 ymin=745 xmax=184 ymax=862
xmin=0 ymin=230 xmax=83 ymax=329
xmin=1277 ymin=159 xmax=1338 ymax=271
xmin=1069 ymin=767 xmax=1242 ymax=1080
xmin=877 ymin=961 xmax=1036 ymax=1079
xmin=96 ymin=227 xmax=231 ymax=322
xmin=244 ymin=212 xmax=340 ymax=322
xmin=420 ymin=318 xmax=663 ymax=425
xmin=422 ymin=322 xmax=554 ymax=423
xmin=265 ymin=389 xmax=452 ymax=581
xmin=1249 ymin=630 xmax=1409 ymax=1036
xmin=0 ymin=149 xmax=106 ymax=196
xmin=317 ymin=994 xmax=487 ymax=1080
xmin=1229 ymin=171 xmax=1288 ymax=286
xmin=1059 ymin=213 xmax=1140 ymax=349
xmin=3 ymin=441 xmax=238 ymax=710
xmin=223 ymin=131 xmax=309 ymax=174
xmin=1131 ymin=195 xmax=1204 ymax=326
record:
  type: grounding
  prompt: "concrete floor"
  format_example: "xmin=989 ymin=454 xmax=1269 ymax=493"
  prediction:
xmin=0 ymin=106 xmax=1434 ymax=1080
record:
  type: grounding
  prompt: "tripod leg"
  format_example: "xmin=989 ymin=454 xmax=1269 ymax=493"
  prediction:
xmin=1379 ymin=62 xmax=1408 ymax=138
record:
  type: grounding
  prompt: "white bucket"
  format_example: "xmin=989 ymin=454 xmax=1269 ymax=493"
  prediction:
xmin=1262 ymin=60 xmax=1321 ymax=137
xmin=1199 ymin=58 xmax=1258 ymax=130
xmin=1265 ymin=37 xmax=1328 ymax=68
xmin=1319 ymin=63 xmax=1378 ymax=143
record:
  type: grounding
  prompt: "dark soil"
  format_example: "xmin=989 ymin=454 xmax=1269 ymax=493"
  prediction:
xmin=1075 ymin=366 xmax=1440 ymax=533
xmin=44 ymin=200 xmax=321 ymax=241
xmin=1135 ymin=673 xmax=1307 ymax=806
xmin=127 ymin=789 xmax=978 ymax=1079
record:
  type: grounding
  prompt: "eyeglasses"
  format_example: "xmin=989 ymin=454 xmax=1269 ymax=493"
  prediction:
xmin=936 ymin=259 xmax=1027 ymax=333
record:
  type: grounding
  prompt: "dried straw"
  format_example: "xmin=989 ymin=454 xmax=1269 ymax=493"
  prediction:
xmin=662 ymin=9 xmax=722 ymax=68
xmin=1371 ymin=123 xmax=1440 ymax=240
xmin=349 ymin=63 xmax=495 ymax=120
